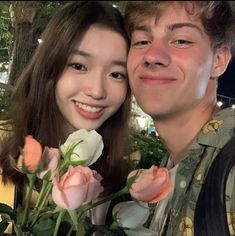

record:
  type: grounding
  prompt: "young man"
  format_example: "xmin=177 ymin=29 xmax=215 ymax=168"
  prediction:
xmin=125 ymin=1 xmax=235 ymax=235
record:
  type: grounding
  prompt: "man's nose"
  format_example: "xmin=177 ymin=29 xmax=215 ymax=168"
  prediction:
xmin=143 ymin=42 xmax=171 ymax=69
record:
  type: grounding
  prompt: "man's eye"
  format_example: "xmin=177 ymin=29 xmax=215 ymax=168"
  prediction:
xmin=176 ymin=39 xmax=191 ymax=44
xmin=173 ymin=39 xmax=193 ymax=47
xmin=110 ymin=72 xmax=127 ymax=80
xmin=68 ymin=63 xmax=86 ymax=71
xmin=132 ymin=40 xmax=150 ymax=47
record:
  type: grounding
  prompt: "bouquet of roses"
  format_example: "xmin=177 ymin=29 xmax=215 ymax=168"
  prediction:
xmin=0 ymin=129 xmax=171 ymax=236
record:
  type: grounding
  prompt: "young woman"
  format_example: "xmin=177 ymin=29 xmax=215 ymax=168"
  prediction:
xmin=0 ymin=1 xmax=131 ymax=225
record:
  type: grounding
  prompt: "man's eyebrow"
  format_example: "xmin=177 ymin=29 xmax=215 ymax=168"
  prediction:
xmin=167 ymin=22 xmax=203 ymax=35
xmin=132 ymin=25 xmax=150 ymax=33
xmin=132 ymin=22 xmax=203 ymax=36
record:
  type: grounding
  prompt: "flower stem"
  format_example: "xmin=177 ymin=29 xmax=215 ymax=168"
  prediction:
xmin=53 ymin=209 xmax=66 ymax=236
xmin=30 ymin=182 xmax=53 ymax=226
xmin=58 ymin=160 xmax=69 ymax=175
xmin=34 ymin=180 xmax=49 ymax=208
xmin=77 ymin=186 xmax=129 ymax=220
xmin=67 ymin=226 xmax=74 ymax=236
xmin=21 ymin=173 xmax=36 ymax=225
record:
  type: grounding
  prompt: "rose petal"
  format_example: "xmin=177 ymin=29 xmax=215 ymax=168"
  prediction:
xmin=129 ymin=165 xmax=171 ymax=203
xmin=113 ymin=201 xmax=149 ymax=229
xmin=51 ymin=166 xmax=103 ymax=210
xmin=60 ymin=129 xmax=104 ymax=166
xmin=17 ymin=135 xmax=42 ymax=172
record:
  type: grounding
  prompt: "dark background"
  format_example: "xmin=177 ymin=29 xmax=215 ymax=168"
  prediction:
xmin=218 ymin=59 xmax=235 ymax=98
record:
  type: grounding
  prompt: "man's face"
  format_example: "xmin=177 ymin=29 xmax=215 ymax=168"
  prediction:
xmin=127 ymin=3 xmax=227 ymax=121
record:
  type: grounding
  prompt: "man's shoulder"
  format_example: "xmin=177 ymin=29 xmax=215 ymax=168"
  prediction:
xmin=197 ymin=108 xmax=235 ymax=149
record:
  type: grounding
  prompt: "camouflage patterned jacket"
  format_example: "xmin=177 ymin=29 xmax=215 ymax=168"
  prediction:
xmin=155 ymin=108 xmax=235 ymax=236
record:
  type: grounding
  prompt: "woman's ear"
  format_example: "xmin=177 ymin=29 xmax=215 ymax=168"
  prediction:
xmin=211 ymin=46 xmax=231 ymax=78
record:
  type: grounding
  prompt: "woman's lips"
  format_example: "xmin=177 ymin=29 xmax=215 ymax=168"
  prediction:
xmin=74 ymin=101 xmax=105 ymax=120
xmin=74 ymin=101 xmax=103 ymax=113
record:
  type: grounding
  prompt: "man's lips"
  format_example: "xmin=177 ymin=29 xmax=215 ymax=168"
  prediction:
xmin=139 ymin=75 xmax=177 ymax=85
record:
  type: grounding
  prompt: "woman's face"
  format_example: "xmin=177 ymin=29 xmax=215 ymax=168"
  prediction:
xmin=55 ymin=26 xmax=128 ymax=134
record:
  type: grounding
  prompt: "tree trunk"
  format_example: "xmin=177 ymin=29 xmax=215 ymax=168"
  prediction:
xmin=7 ymin=1 xmax=43 ymax=86
xmin=6 ymin=1 xmax=127 ymax=87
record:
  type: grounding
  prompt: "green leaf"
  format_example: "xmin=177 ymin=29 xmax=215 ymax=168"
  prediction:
xmin=63 ymin=141 xmax=83 ymax=161
xmin=67 ymin=210 xmax=78 ymax=231
xmin=0 ymin=203 xmax=13 ymax=215
xmin=70 ymin=160 xmax=86 ymax=167
xmin=0 ymin=218 xmax=9 ymax=235
xmin=15 ymin=205 xmax=24 ymax=225
xmin=63 ymin=143 xmax=78 ymax=160
xmin=126 ymin=175 xmax=137 ymax=190
xmin=75 ymin=214 xmax=86 ymax=236
xmin=21 ymin=159 xmax=30 ymax=174
xmin=41 ymin=169 xmax=52 ymax=181
xmin=32 ymin=218 xmax=55 ymax=236
xmin=91 ymin=223 xmax=128 ymax=236
xmin=129 ymin=133 xmax=167 ymax=170
xmin=13 ymin=224 xmax=23 ymax=236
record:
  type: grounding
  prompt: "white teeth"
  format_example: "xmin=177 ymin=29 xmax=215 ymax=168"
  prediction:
xmin=75 ymin=102 xmax=102 ymax=113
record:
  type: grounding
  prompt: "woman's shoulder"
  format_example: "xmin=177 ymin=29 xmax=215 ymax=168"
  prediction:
xmin=0 ymin=172 xmax=15 ymax=234
xmin=0 ymin=170 xmax=15 ymax=208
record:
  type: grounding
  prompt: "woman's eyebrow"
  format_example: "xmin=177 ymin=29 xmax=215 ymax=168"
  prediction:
xmin=70 ymin=49 xmax=92 ymax=58
xmin=70 ymin=49 xmax=126 ymax=67
xmin=111 ymin=60 xmax=127 ymax=67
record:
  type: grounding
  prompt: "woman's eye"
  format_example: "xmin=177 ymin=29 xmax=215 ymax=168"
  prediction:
xmin=110 ymin=72 xmax=127 ymax=80
xmin=68 ymin=63 xmax=87 ymax=71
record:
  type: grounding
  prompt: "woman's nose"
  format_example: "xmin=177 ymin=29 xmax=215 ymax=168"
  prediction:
xmin=84 ymin=74 xmax=107 ymax=100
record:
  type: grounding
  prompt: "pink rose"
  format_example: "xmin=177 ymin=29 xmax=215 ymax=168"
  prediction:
xmin=52 ymin=166 xmax=104 ymax=210
xmin=37 ymin=147 xmax=60 ymax=180
xmin=17 ymin=135 xmax=42 ymax=173
xmin=128 ymin=165 xmax=171 ymax=203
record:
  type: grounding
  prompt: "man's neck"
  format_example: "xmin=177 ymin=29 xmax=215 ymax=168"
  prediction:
xmin=154 ymin=103 xmax=220 ymax=165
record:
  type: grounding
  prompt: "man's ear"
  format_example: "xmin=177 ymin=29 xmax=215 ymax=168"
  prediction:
xmin=211 ymin=46 xmax=231 ymax=78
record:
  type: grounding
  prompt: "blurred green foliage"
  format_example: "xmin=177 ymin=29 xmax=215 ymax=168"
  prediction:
xmin=128 ymin=132 xmax=167 ymax=170
xmin=0 ymin=89 xmax=10 ymax=118
xmin=0 ymin=2 xmax=12 ymax=72
xmin=110 ymin=131 xmax=167 ymax=213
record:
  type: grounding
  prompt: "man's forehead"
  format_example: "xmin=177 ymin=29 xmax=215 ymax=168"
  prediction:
xmin=131 ymin=4 xmax=203 ymax=33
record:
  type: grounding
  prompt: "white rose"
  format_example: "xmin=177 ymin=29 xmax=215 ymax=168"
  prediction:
xmin=113 ymin=201 xmax=150 ymax=229
xmin=60 ymin=129 xmax=104 ymax=166
xmin=124 ymin=227 xmax=157 ymax=236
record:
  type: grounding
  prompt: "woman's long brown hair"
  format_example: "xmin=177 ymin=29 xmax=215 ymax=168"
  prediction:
xmin=0 ymin=1 xmax=131 ymax=195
